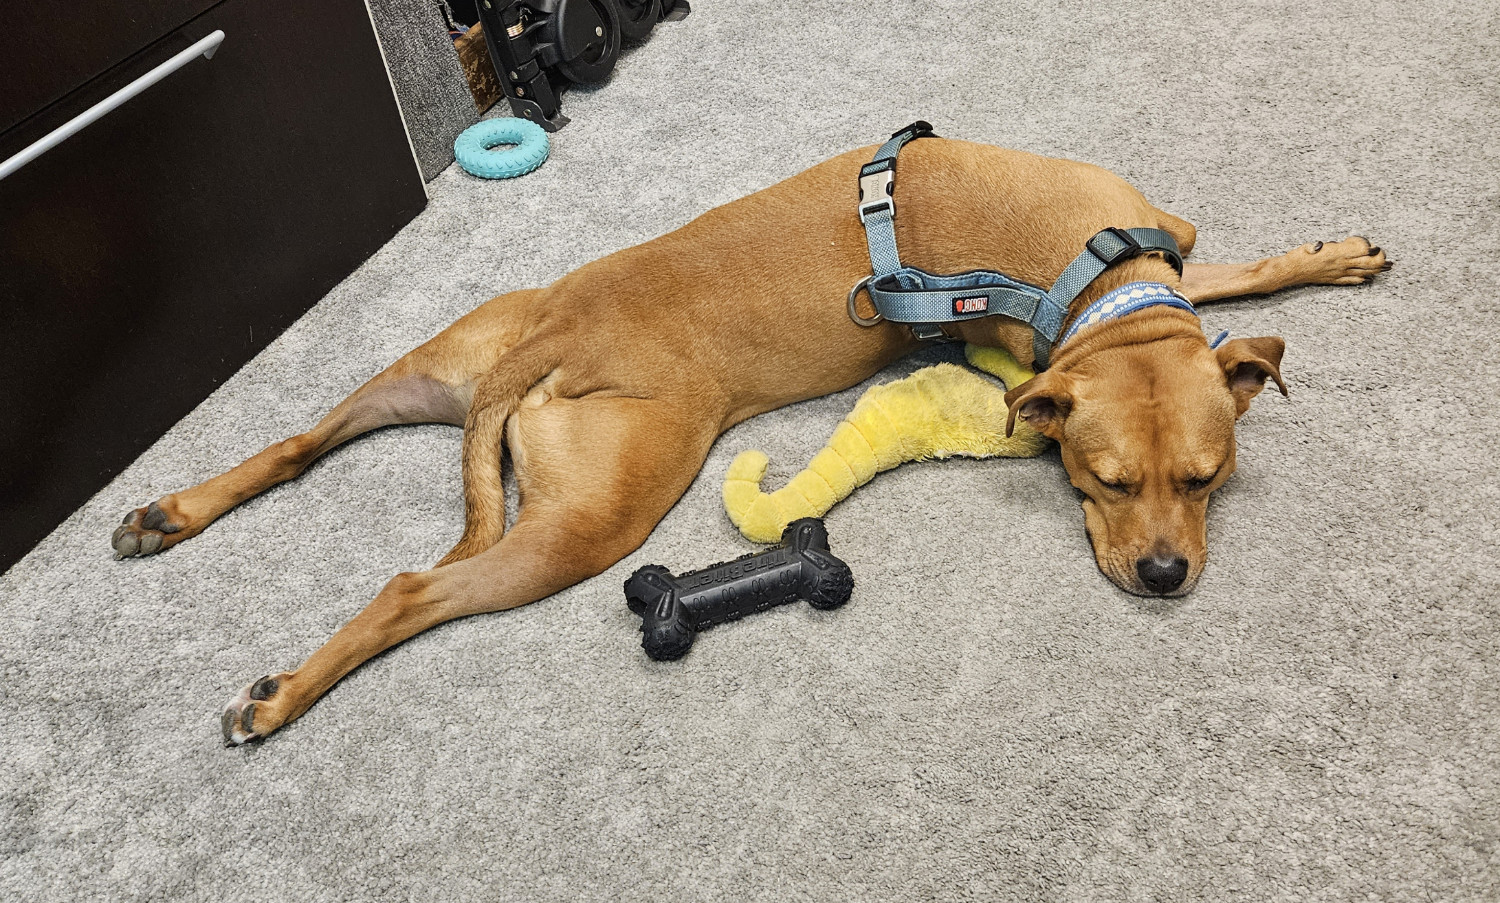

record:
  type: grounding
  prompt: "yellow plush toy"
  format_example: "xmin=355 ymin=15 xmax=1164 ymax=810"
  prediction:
xmin=722 ymin=345 xmax=1051 ymax=542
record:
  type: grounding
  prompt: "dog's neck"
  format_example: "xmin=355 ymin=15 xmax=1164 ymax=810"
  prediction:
xmin=1046 ymin=304 xmax=1207 ymax=373
xmin=945 ymin=255 xmax=1190 ymax=366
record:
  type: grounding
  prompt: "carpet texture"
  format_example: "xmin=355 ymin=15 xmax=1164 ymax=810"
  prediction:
xmin=3 ymin=1 xmax=1497 ymax=900
xmin=367 ymin=0 xmax=477 ymax=180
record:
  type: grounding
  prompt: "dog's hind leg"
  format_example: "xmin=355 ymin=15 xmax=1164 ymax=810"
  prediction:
xmin=1178 ymin=236 xmax=1390 ymax=304
xmin=220 ymin=393 xmax=717 ymax=744
xmin=111 ymin=368 xmax=467 ymax=559
xmin=111 ymin=292 xmax=537 ymax=558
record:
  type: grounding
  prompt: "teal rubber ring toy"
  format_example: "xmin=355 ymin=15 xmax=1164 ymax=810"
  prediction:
xmin=454 ymin=118 xmax=550 ymax=179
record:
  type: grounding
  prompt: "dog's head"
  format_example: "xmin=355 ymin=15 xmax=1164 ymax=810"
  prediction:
xmin=1005 ymin=332 xmax=1285 ymax=596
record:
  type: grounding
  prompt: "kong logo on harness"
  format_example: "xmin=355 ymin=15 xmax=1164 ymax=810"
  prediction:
xmin=953 ymin=295 xmax=989 ymax=315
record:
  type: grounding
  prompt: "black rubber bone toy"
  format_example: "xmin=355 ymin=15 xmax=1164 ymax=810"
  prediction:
xmin=624 ymin=518 xmax=854 ymax=661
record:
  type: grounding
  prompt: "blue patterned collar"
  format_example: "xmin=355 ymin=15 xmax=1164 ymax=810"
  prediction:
xmin=1058 ymin=281 xmax=1228 ymax=351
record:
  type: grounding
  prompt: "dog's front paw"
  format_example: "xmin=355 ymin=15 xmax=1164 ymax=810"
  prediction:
xmin=221 ymin=673 xmax=295 ymax=746
xmin=1300 ymin=236 xmax=1391 ymax=285
xmin=111 ymin=498 xmax=190 ymax=558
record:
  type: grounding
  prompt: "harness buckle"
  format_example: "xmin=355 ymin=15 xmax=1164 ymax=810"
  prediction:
xmin=891 ymin=120 xmax=935 ymax=142
xmin=1085 ymin=227 xmax=1142 ymax=266
xmin=858 ymin=165 xmax=895 ymax=222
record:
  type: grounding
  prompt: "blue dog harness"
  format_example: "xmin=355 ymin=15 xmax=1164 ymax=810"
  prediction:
xmin=852 ymin=122 xmax=1219 ymax=368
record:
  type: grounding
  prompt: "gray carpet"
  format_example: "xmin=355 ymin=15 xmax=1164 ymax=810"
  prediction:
xmin=3 ymin=1 xmax=1497 ymax=899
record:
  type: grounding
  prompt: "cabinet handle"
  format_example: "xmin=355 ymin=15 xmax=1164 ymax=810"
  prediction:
xmin=0 ymin=30 xmax=226 ymax=181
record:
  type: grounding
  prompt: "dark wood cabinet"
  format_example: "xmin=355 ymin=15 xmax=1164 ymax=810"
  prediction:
xmin=0 ymin=0 xmax=222 ymax=133
xmin=0 ymin=0 xmax=428 ymax=572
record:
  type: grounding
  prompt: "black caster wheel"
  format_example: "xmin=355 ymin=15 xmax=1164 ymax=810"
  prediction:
xmin=553 ymin=0 xmax=622 ymax=84
xmin=617 ymin=0 xmax=660 ymax=40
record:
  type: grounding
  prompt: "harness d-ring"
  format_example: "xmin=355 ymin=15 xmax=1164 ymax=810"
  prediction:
xmin=847 ymin=276 xmax=883 ymax=327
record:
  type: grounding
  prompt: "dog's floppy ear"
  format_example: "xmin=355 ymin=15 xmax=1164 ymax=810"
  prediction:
xmin=1216 ymin=336 xmax=1287 ymax=417
xmin=1004 ymin=369 xmax=1074 ymax=440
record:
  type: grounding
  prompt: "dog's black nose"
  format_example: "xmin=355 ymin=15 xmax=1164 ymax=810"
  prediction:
xmin=1137 ymin=554 xmax=1189 ymax=594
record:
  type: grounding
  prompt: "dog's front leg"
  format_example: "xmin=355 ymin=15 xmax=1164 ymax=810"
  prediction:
xmin=1180 ymin=236 xmax=1390 ymax=303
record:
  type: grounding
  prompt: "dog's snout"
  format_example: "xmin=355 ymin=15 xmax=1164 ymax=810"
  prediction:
xmin=1136 ymin=554 xmax=1188 ymax=594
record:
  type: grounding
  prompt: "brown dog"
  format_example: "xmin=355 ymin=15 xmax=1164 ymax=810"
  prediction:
xmin=108 ymin=138 xmax=1388 ymax=744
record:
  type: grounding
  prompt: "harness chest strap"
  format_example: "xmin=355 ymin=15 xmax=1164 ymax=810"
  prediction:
xmin=852 ymin=122 xmax=1189 ymax=369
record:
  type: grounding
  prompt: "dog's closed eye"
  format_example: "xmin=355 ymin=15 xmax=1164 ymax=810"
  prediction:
xmin=1182 ymin=461 xmax=1228 ymax=493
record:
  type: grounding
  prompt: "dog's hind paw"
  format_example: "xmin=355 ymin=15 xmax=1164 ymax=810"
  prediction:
xmin=221 ymin=673 xmax=292 ymax=747
xmin=1301 ymin=236 xmax=1390 ymax=285
xmin=112 ymin=499 xmax=186 ymax=558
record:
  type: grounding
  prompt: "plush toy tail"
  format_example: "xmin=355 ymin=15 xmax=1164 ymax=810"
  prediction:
xmin=723 ymin=349 xmax=1049 ymax=543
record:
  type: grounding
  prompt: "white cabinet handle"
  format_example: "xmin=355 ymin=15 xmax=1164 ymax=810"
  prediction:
xmin=0 ymin=30 xmax=226 ymax=181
